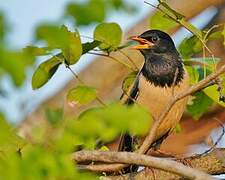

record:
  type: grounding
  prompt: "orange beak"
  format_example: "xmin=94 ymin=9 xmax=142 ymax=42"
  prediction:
xmin=130 ymin=36 xmax=154 ymax=49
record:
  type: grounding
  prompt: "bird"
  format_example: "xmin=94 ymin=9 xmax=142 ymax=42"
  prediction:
xmin=118 ymin=29 xmax=190 ymax=153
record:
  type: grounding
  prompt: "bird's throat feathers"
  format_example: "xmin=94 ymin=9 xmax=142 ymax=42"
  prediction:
xmin=141 ymin=53 xmax=184 ymax=87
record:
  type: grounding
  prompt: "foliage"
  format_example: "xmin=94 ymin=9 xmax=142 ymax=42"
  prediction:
xmin=32 ymin=55 xmax=62 ymax=89
xmin=0 ymin=102 xmax=152 ymax=179
xmin=67 ymin=85 xmax=97 ymax=106
xmin=65 ymin=0 xmax=136 ymax=26
xmin=94 ymin=22 xmax=122 ymax=52
xmin=187 ymin=91 xmax=213 ymax=120
xmin=1 ymin=0 xmax=225 ymax=179
xmin=149 ymin=10 xmax=178 ymax=32
xmin=0 ymin=0 xmax=136 ymax=111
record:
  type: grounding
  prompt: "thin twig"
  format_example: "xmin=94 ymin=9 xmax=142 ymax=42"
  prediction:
xmin=66 ymin=65 xmax=85 ymax=84
xmin=87 ymin=52 xmax=135 ymax=71
xmin=81 ymin=34 xmax=138 ymax=70
xmin=72 ymin=150 xmax=213 ymax=179
xmin=118 ymin=50 xmax=139 ymax=70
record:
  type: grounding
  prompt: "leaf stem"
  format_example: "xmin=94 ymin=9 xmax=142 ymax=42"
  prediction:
xmin=87 ymin=52 xmax=135 ymax=71
xmin=118 ymin=50 xmax=139 ymax=70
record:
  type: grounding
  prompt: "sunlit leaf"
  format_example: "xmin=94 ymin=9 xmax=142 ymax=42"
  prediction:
xmin=94 ymin=22 xmax=122 ymax=52
xmin=184 ymin=57 xmax=220 ymax=78
xmin=0 ymin=49 xmax=32 ymax=86
xmin=160 ymin=2 xmax=184 ymax=18
xmin=61 ymin=26 xmax=82 ymax=65
xmin=67 ymin=86 xmax=97 ymax=106
xmin=0 ymin=114 xmax=11 ymax=145
xmin=23 ymin=46 xmax=49 ymax=56
xmin=149 ymin=11 xmax=178 ymax=32
xmin=66 ymin=0 xmax=105 ymax=26
xmin=78 ymin=103 xmax=152 ymax=139
xmin=187 ymin=91 xmax=213 ymax=120
xmin=32 ymin=56 xmax=62 ymax=89
xmin=185 ymin=66 xmax=199 ymax=85
xmin=99 ymin=146 xmax=109 ymax=151
xmin=207 ymin=31 xmax=223 ymax=40
xmin=35 ymin=24 xmax=68 ymax=48
xmin=204 ymin=84 xmax=225 ymax=107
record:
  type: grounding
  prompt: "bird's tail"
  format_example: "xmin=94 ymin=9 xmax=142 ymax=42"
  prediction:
xmin=118 ymin=133 xmax=134 ymax=152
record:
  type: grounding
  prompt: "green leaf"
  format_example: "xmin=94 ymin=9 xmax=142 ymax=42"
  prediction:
xmin=35 ymin=24 xmax=68 ymax=48
xmin=185 ymin=66 xmax=199 ymax=85
xmin=179 ymin=36 xmax=202 ymax=58
xmin=82 ymin=41 xmax=101 ymax=54
xmin=32 ymin=56 xmax=62 ymax=89
xmin=67 ymin=86 xmax=97 ymax=105
xmin=0 ymin=114 xmax=11 ymax=145
xmin=99 ymin=146 xmax=109 ymax=151
xmin=184 ymin=57 xmax=220 ymax=77
xmin=94 ymin=22 xmax=122 ymax=52
xmin=122 ymin=71 xmax=138 ymax=93
xmin=0 ymin=49 xmax=33 ymax=86
xmin=187 ymin=91 xmax=213 ymax=120
xmin=23 ymin=46 xmax=49 ymax=56
xmin=61 ymin=26 xmax=82 ymax=65
xmin=77 ymin=103 xmax=152 ymax=143
xmin=159 ymin=2 xmax=185 ymax=20
xmin=66 ymin=0 xmax=105 ymax=26
xmin=207 ymin=31 xmax=223 ymax=40
xmin=222 ymin=24 xmax=225 ymax=47
xmin=45 ymin=108 xmax=63 ymax=125
xmin=203 ymin=84 xmax=225 ymax=107
xmin=149 ymin=11 xmax=178 ymax=32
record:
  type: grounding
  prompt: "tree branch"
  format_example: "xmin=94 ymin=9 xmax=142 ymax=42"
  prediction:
xmin=102 ymin=148 xmax=225 ymax=180
xmin=72 ymin=150 xmax=215 ymax=180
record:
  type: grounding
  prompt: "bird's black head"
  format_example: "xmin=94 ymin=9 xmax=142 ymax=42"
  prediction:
xmin=131 ymin=29 xmax=184 ymax=87
xmin=131 ymin=30 xmax=177 ymax=55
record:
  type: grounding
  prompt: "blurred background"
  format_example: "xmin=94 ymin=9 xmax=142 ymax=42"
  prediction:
xmin=0 ymin=0 xmax=225 ymax=156
xmin=0 ymin=0 xmax=151 ymax=123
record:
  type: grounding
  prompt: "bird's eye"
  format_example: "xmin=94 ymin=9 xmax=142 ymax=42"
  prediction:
xmin=151 ymin=36 xmax=159 ymax=43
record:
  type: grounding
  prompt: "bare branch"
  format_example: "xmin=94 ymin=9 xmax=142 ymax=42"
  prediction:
xmin=72 ymin=150 xmax=214 ymax=180
xmin=87 ymin=52 xmax=135 ymax=71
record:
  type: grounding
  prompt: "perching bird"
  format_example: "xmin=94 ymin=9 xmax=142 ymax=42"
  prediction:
xmin=118 ymin=30 xmax=190 ymax=152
